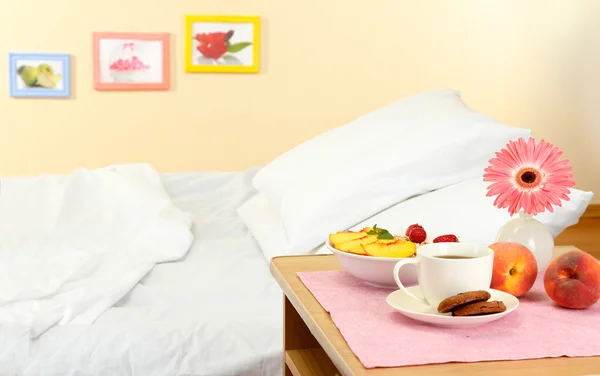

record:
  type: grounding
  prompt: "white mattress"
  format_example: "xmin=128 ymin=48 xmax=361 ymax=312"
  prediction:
xmin=0 ymin=167 xmax=284 ymax=376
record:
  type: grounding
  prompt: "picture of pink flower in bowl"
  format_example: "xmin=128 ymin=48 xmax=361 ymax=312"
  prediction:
xmin=93 ymin=32 xmax=170 ymax=90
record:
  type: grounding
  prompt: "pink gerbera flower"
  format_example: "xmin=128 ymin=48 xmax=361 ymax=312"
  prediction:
xmin=483 ymin=137 xmax=575 ymax=216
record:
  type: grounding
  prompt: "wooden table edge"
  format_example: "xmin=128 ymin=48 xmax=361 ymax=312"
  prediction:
xmin=270 ymin=254 xmax=357 ymax=375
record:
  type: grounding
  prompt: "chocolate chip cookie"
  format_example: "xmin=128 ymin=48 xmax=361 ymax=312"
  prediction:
xmin=451 ymin=301 xmax=507 ymax=316
xmin=437 ymin=290 xmax=492 ymax=313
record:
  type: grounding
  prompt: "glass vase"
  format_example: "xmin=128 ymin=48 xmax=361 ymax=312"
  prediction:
xmin=495 ymin=211 xmax=554 ymax=271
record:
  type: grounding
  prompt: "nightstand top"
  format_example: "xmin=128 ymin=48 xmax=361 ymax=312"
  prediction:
xmin=270 ymin=246 xmax=600 ymax=376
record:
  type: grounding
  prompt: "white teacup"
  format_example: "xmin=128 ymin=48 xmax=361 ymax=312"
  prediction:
xmin=393 ymin=242 xmax=494 ymax=309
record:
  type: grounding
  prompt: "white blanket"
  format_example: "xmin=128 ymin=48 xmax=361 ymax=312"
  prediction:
xmin=0 ymin=164 xmax=194 ymax=338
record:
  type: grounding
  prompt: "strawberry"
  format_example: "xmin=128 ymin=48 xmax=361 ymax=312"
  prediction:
xmin=405 ymin=223 xmax=424 ymax=237
xmin=433 ymin=234 xmax=459 ymax=243
xmin=407 ymin=227 xmax=427 ymax=243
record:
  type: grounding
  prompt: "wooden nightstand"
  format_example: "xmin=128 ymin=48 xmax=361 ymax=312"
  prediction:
xmin=270 ymin=246 xmax=600 ymax=376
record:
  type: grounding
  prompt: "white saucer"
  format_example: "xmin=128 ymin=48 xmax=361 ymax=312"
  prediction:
xmin=386 ymin=286 xmax=519 ymax=328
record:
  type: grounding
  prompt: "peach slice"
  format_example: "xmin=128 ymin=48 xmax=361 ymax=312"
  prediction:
xmin=337 ymin=234 xmax=380 ymax=255
xmin=362 ymin=239 xmax=417 ymax=258
xmin=328 ymin=230 xmax=367 ymax=248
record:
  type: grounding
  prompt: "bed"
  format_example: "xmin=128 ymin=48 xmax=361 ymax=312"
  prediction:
xmin=0 ymin=167 xmax=284 ymax=376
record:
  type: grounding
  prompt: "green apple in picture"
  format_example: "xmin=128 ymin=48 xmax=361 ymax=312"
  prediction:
xmin=37 ymin=63 xmax=62 ymax=88
xmin=17 ymin=65 xmax=39 ymax=87
xmin=16 ymin=63 xmax=63 ymax=89
xmin=38 ymin=63 xmax=54 ymax=77
xmin=36 ymin=72 xmax=62 ymax=89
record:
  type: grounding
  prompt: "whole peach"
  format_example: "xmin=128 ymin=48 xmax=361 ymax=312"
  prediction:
xmin=544 ymin=250 xmax=600 ymax=309
xmin=489 ymin=242 xmax=538 ymax=297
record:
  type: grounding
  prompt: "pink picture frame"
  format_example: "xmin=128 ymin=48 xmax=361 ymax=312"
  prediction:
xmin=93 ymin=32 xmax=170 ymax=91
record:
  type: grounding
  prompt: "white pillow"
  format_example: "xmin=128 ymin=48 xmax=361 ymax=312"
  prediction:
xmin=238 ymin=179 xmax=593 ymax=263
xmin=345 ymin=179 xmax=594 ymax=245
xmin=237 ymin=193 xmax=329 ymax=263
xmin=252 ymin=90 xmax=532 ymax=254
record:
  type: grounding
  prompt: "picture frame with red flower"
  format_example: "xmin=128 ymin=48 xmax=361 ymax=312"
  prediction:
xmin=184 ymin=15 xmax=260 ymax=74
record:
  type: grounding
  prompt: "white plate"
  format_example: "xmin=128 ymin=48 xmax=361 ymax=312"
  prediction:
xmin=386 ymin=286 xmax=519 ymax=328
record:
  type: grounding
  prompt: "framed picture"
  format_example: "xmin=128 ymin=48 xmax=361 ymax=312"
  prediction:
xmin=9 ymin=53 xmax=71 ymax=98
xmin=185 ymin=15 xmax=260 ymax=73
xmin=93 ymin=32 xmax=170 ymax=90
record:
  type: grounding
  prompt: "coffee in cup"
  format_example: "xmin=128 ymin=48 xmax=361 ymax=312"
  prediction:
xmin=393 ymin=242 xmax=494 ymax=309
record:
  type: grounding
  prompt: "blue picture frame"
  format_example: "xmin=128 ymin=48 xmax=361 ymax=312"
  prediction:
xmin=9 ymin=53 xmax=71 ymax=98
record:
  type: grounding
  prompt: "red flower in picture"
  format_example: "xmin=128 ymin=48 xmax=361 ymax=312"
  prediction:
xmin=195 ymin=30 xmax=251 ymax=60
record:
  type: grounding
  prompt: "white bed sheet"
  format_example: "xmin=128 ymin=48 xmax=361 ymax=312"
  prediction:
xmin=0 ymin=167 xmax=284 ymax=376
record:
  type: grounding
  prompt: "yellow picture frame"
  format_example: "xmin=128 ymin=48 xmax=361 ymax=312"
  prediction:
xmin=185 ymin=15 xmax=260 ymax=73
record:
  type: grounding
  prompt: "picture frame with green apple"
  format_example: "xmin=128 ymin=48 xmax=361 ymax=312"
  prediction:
xmin=9 ymin=53 xmax=71 ymax=98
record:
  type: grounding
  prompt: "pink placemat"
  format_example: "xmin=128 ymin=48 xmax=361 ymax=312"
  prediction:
xmin=297 ymin=270 xmax=600 ymax=368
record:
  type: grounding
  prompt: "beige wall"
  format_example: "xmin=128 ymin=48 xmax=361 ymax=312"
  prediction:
xmin=1 ymin=0 xmax=599 ymax=202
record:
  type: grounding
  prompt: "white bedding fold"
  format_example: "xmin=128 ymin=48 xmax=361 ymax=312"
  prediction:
xmin=0 ymin=164 xmax=194 ymax=338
